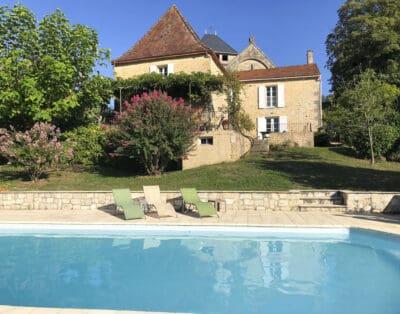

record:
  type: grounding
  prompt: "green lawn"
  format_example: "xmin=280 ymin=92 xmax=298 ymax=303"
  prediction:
xmin=1 ymin=147 xmax=400 ymax=191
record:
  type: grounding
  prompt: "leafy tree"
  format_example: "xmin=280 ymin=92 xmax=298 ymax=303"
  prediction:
xmin=326 ymin=0 xmax=400 ymax=96
xmin=0 ymin=123 xmax=73 ymax=181
xmin=107 ymin=91 xmax=197 ymax=175
xmin=325 ymin=70 xmax=400 ymax=163
xmin=0 ymin=4 xmax=111 ymax=130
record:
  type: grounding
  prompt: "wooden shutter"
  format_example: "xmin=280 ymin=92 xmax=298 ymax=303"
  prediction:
xmin=258 ymin=86 xmax=267 ymax=108
xmin=279 ymin=116 xmax=288 ymax=132
xmin=167 ymin=64 xmax=174 ymax=74
xmin=277 ymin=84 xmax=285 ymax=107
xmin=257 ymin=117 xmax=267 ymax=139
xmin=149 ymin=65 xmax=157 ymax=73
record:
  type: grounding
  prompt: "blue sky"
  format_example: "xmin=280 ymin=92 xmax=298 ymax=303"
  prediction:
xmin=2 ymin=0 xmax=344 ymax=95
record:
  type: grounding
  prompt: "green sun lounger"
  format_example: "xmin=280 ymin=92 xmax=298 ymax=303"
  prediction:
xmin=112 ymin=189 xmax=145 ymax=220
xmin=180 ymin=188 xmax=217 ymax=217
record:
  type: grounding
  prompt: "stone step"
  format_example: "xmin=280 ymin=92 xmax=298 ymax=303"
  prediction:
xmin=297 ymin=204 xmax=347 ymax=212
xmin=300 ymin=196 xmax=344 ymax=205
xmin=299 ymin=190 xmax=343 ymax=198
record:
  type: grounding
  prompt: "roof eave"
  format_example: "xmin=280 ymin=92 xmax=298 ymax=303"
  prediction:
xmin=239 ymin=74 xmax=321 ymax=82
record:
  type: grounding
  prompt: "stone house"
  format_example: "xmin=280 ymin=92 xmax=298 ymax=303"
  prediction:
xmin=112 ymin=5 xmax=322 ymax=169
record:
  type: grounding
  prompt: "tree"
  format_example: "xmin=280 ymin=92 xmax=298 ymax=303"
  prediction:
xmin=325 ymin=70 xmax=400 ymax=163
xmin=107 ymin=91 xmax=197 ymax=175
xmin=0 ymin=4 xmax=112 ymax=131
xmin=326 ymin=0 xmax=400 ymax=96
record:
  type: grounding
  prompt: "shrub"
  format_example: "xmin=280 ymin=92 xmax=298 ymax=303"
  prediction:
xmin=107 ymin=90 xmax=197 ymax=175
xmin=314 ymin=129 xmax=331 ymax=147
xmin=61 ymin=124 xmax=106 ymax=168
xmin=0 ymin=123 xmax=72 ymax=181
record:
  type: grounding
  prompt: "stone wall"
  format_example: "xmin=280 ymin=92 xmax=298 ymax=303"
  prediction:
xmin=182 ymin=129 xmax=251 ymax=170
xmin=114 ymin=54 xmax=222 ymax=78
xmin=269 ymin=131 xmax=314 ymax=147
xmin=241 ymin=77 xmax=322 ymax=146
xmin=0 ymin=190 xmax=398 ymax=213
xmin=342 ymin=191 xmax=400 ymax=213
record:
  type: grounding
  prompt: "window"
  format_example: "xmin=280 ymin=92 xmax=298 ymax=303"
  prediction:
xmin=266 ymin=117 xmax=279 ymax=133
xmin=200 ymin=137 xmax=213 ymax=145
xmin=221 ymin=54 xmax=228 ymax=61
xmin=158 ymin=65 xmax=168 ymax=76
xmin=266 ymin=86 xmax=277 ymax=107
xmin=258 ymin=85 xmax=285 ymax=108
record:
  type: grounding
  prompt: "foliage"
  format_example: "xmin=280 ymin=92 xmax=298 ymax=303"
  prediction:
xmin=61 ymin=124 xmax=107 ymax=168
xmin=386 ymin=138 xmax=400 ymax=162
xmin=0 ymin=4 xmax=112 ymax=131
xmin=113 ymin=72 xmax=224 ymax=109
xmin=314 ymin=129 xmax=331 ymax=147
xmin=326 ymin=0 xmax=400 ymax=95
xmin=325 ymin=69 xmax=400 ymax=162
xmin=107 ymin=91 xmax=197 ymax=175
xmin=223 ymin=71 xmax=255 ymax=138
xmin=0 ymin=123 xmax=72 ymax=181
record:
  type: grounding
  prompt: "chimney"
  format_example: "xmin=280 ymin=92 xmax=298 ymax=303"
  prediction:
xmin=307 ymin=50 xmax=314 ymax=64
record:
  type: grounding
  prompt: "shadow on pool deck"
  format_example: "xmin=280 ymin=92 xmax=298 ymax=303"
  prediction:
xmin=335 ymin=213 xmax=400 ymax=225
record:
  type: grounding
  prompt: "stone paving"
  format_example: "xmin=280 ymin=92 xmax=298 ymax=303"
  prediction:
xmin=0 ymin=209 xmax=399 ymax=313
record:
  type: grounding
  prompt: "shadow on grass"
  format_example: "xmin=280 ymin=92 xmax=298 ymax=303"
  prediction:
xmin=253 ymin=158 xmax=400 ymax=191
xmin=0 ymin=168 xmax=30 ymax=182
xmin=329 ymin=146 xmax=359 ymax=158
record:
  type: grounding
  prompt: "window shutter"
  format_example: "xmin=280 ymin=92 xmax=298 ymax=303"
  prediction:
xmin=258 ymin=86 xmax=267 ymax=108
xmin=149 ymin=65 xmax=157 ymax=73
xmin=277 ymin=84 xmax=285 ymax=107
xmin=167 ymin=64 xmax=174 ymax=74
xmin=279 ymin=116 xmax=288 ymax=132
xmin=257 ymin=117 xmax=267 ymax=139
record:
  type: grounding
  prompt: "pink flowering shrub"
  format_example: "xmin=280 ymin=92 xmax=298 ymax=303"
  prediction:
xmin=0 ymin=123 xmax=73 ymax=181
xmin=107 ymin=91 xmax=197 ymax=175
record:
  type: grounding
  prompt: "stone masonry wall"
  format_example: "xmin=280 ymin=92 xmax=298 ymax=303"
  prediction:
xmin=1 ymin=190 xmax=398 ymax=213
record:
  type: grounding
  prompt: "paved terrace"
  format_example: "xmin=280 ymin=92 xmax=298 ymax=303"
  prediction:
xmin=0 ymin=209 xmax=399 ymax=314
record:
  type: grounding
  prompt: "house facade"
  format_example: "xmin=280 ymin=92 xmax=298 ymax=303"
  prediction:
xmin=113 ymin=5 xmax=322 ymax=169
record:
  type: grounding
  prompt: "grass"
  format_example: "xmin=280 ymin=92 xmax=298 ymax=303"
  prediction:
xmin=1 ymin=147 xmax=400 ymax=191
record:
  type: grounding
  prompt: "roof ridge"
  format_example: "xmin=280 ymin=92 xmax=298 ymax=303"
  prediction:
xmin=172 ymin=5 xmax=210 ymax=51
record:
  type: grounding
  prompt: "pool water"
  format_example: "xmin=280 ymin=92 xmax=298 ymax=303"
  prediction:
xmin=0 ymin=225 xmax=399 ymax=314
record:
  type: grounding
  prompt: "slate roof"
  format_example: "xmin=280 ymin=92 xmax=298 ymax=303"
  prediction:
xmin=237 ymin=64 xmax=320 ymax=81
xmin=113 ymin=5 xmax=213 ymax=65
xmin=201 ymin=34 xmax=237 ymax=55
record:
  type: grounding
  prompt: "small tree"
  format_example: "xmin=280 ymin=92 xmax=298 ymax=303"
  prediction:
xmin=329 ymin=69 xmax=400 ymax=163
xmin=107 ymin=91 xmax=197 ymax=175
xmin=0 ymin=123 xmax=72 ymax=181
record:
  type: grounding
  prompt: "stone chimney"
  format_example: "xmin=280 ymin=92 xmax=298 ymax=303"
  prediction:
xmin=307 ymin=50 xmax=314 ymax=64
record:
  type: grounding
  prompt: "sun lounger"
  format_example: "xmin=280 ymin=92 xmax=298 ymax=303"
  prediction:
xmin=112 ymin=189 xmax=145 ymax=220
xmin=180 ymin=188 xmax=218 ymax=217
xmin=143 ymin=185 xmax=176 ymax=217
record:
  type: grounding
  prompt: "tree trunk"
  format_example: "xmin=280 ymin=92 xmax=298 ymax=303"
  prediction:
xmin=368 ymin=126 xmax=375 ymax=164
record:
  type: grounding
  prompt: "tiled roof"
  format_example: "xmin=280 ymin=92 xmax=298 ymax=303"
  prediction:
xmin=201 ymin=34 xmax=237 ymax=54
xmin=237 ymin=64 xmax=320 ymax=81
xmin=113 ymin=5 xmax=212 ymax=65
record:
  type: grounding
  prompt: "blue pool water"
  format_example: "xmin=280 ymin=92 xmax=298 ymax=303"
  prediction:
xmin=0 ymin=225 xmax=399 ymax=314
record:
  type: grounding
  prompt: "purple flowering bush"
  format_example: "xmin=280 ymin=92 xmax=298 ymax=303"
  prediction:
xmin=107 ymin=91 xmax=197 ymax=175
xmin=0 ymin=123 xmax=73 ymax=181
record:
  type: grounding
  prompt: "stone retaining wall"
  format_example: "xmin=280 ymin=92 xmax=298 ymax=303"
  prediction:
xmin=0 ymin=190 xmax=399 ymax=213
xmin=342 ymin=191 xmax=400 ymax=213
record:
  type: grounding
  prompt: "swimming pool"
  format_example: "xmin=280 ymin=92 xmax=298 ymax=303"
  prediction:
xmin=0 ymin=224 xmax=399 ymax=314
